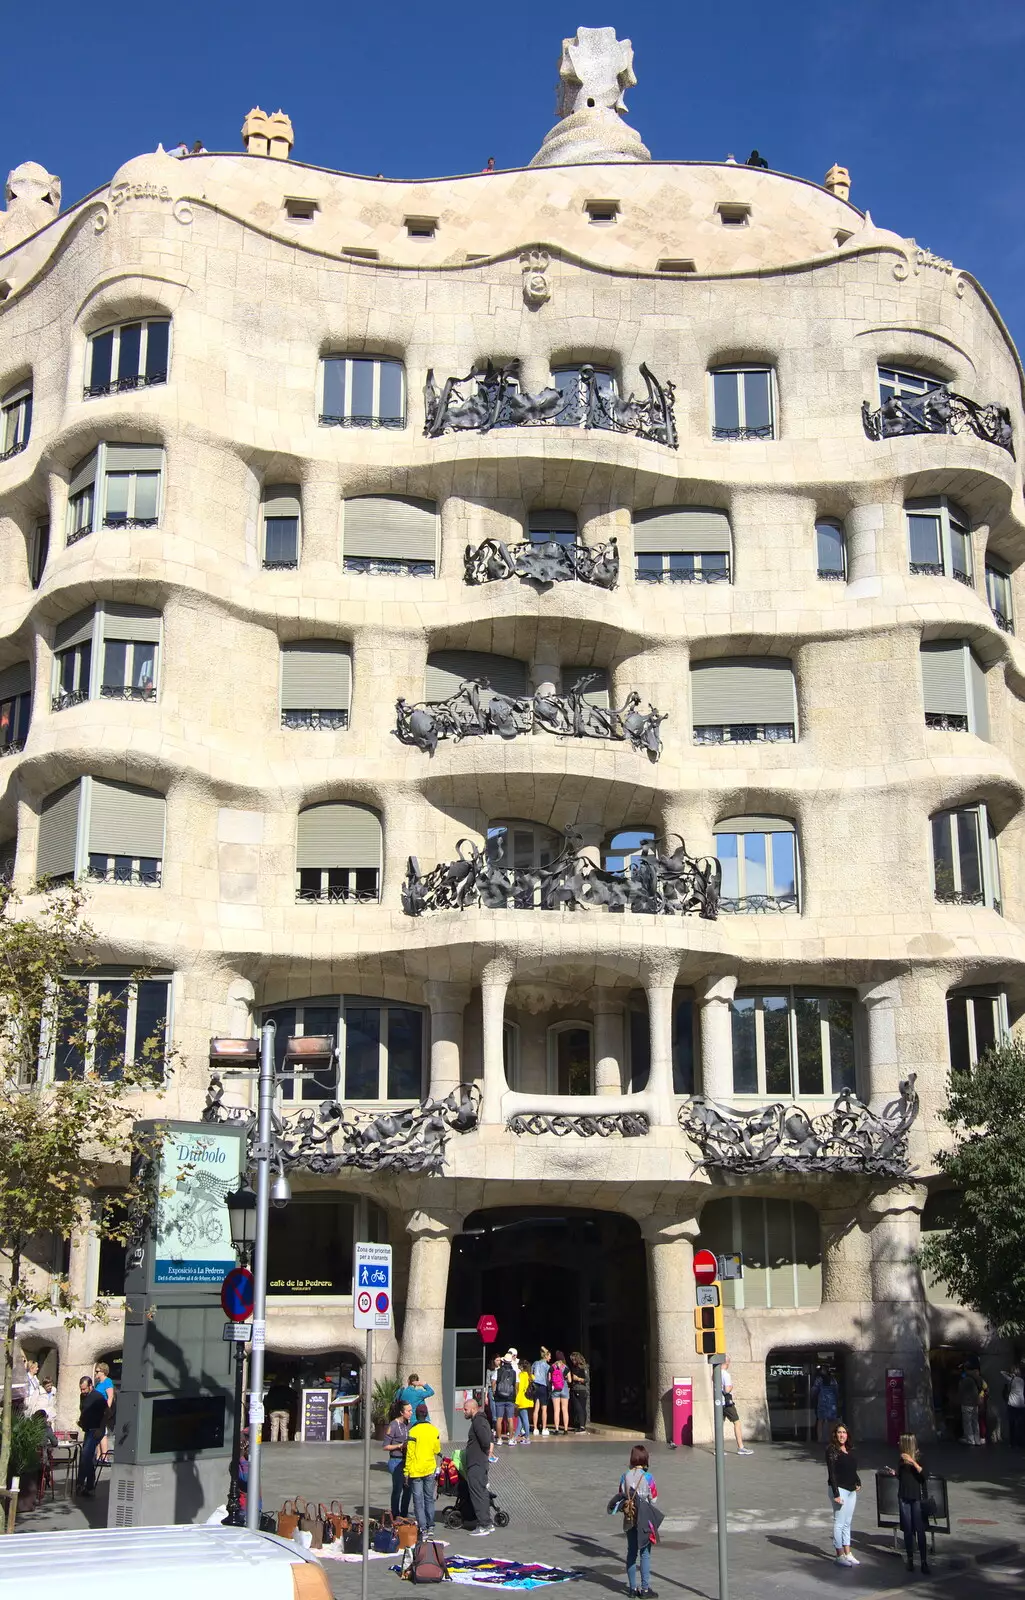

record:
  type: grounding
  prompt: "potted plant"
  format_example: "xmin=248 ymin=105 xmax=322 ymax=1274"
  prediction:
xmin=371 ymin=1375 xmax=401 ymax=1440
xmin=8 ymin=1412 xmax=48 ymax=1513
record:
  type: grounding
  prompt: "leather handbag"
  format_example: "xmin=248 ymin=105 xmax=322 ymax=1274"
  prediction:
xmin=277 ymin=1498 xmax=302 ymax=1539
xmin=298 ymin=1497 xmax=323 ymax=1549
xmin=318 ymin=1504 xmax=336 ymax=1546
xmin=396 ymin=1516 xmax=419 ymax=1550
xmin=343 ymin=1518 xmax=365 ymax=1554
xmin=374 ymin=1513 xmax=400 ymax=1555
xmin=325 ymin=1501 xmax=348 ymax=1541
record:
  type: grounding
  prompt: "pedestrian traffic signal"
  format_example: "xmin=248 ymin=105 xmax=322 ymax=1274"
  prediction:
xmin=693 ymin=1287 xmax=725 ymax=1355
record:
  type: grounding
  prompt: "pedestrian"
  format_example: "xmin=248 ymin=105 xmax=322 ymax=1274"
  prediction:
xmin=383 ymin=1398 xmax=412 ymax=1518
xmin=958 ymin=1361 xmax=983 ymax=1445
xmin=1001 ymin=1361 xmax=1025 ymax=1446
xmin=550 ymin=1350 xmax=569 ymax=1433
xmin=825 ymin=1421 xmax=861 ymax=1567
xmin=811 ymin=1366 xmax=839 ymax=1443
xmin=720 ymin=1356 xmax=753 ymax=1454
xmin=93 ymin=1361 xmax=115 ymax=1460
xmin=615 ymin=1443 xmax=660 ymax=1598
xmin=39 ymin=1376 xmax=57 ymax=1427
xmin=265 ymin=1378 xmax=293 ymax=1442
xmin=567 ymin=1351 xmax=589 ymax=1432
xmin=886 ymin=1432 xmax=930 ymax=1575
xmin=515 ymin=1359 xmax=533 ymax=1442
xmin=405 ymin=1402 xmax=441 ymax=1536
xmin=531 ymin=1346 xmax=551 ymax=1436
xmin=397 ymin=1370 xmax=436 ymax=1421
xmin=75 ymin=1376 xmax=107 ymax=1496
xmin=22 ymin=1357 xmax=42 ymax=1411
xmin=492 ymin=1348 xmax=518 ymax=1443
xmin=746 ymin=149 xmax=769 ymax=169
xmin=462 ymin=1392 xmax=495 ymax=1536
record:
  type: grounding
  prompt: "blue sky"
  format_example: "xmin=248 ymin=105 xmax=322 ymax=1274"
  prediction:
xmin=5 ymin=1 xmax=1025 ymax=352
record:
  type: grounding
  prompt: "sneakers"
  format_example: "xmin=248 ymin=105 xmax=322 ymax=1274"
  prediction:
xmin=845 ymin=1554 xmax=860 ymax=1566
xmin=736 ymin=1447 xmax=754 ymax=1455
xmin=640 ymin=1589 xmax=659 ymax=1598
xmin=835 ymin=1555 xmax=855 ymax=1567
xmin=541 ymin=1427 xmax=550 ymax=1436
xmin=470 ymin=1525 xmax=495 ymax=1537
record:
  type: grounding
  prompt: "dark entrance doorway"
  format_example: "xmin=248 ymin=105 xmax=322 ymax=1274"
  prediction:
xmin=445 ymin=1208 xmax=647 ymax=1430
xmin=766 ymin=1346 xmax=847 ymax=1441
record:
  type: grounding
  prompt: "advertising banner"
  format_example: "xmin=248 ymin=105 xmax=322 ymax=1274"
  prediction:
xmin=153 ymin=1126 xmax=242 ymax=1285
xmin=886 ymin=1368 xmax=906 ymax=1446
xmin=671 ymin=1376 xmax=693 ymax=1447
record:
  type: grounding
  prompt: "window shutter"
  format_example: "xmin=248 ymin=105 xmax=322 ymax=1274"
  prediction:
xmin=343 ymin=496 xmax=437 ymax=561
xmin=69 ymin=451 xmax=98 ymax=497
xmin=88 ymin=780 xmax=165 ymax=859
xmin=2 ymin=380 xmax=31 ymax=406
xmin=426 ymin=651 xmax=528 ymax=701
xmin=969 ymin=651 xmax=990 ymax=739
xmin=101 ymin=604 xmax=162 ymax=643
xmin=0 ymin=660 xmax=31 ymax=700
xmin=55 ymin=607 xmax=96 ymax=650
xmin=263 ymin=484 xmax=301 ymax=519
xmin=38 ymin=781 xmax=81 ymax=878
xmin=691 ymin=659 xmax=796 ymax=724
xmin=103 ymin=444 xmax=164 ymax=472
xmin=562 ymin=666 xmax=610 ymax=708
xmin=281 ymin=642 xmax=352 ymax=710
xmin=528 ymin=510 xmax=577 ymax=535
xmin=296 ymin=802 xmax=380 ymax=869
xmin=920 ymin=643 xmax=969 ymax=717
xmin=634 ymin=507 xmax=732 ymax=553
xmin=715 ymin=815 xmax=794 ymax=834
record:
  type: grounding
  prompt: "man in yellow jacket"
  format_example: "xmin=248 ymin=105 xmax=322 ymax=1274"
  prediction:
xmin=405 ymin=1402 xmax=442 ymax=1535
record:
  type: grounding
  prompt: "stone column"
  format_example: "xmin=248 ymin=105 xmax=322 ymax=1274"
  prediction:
xmin=641 ymin=1215 xmax=713 ymax=1443
xmin=398 ymin=1209 xmax=461 ymax=1440
xmin=300 ymin=463 xmax=342 ymax=568
xmin=480 ymin=964 xmax=512 ymax=1124
xmin=56 ymin=1205 xmax=93 ymax=1428
xmin=426 ymin=982 xmax=469 ymax=1099
xmin=644 ymin=963 xmax=679 ymax=1124
xmin=695 ymin=975 xmax=737 ymax=1101
xmin=858 ymin=978 xmax=902 ymax=1110
xmin=864 ymin=1185 xmax=933 ymax=1438
xmin=593 ymin=988 xmax=624 ymax=1095
xmin=844 ymin=501 xmax=884 ymax=584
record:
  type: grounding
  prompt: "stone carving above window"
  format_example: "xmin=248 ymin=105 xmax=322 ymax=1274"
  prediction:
xmin=423 ymin=360 xmax=677 ymax=447
xmin=395 ymin=677 xmax=665 ymax=757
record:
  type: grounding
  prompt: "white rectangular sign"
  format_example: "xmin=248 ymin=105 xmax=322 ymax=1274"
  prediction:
xmin=353 ymin=1241 xmax=393 ymax=1330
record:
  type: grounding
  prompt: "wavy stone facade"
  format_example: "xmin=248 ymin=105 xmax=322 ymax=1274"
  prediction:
xmin=2 ymin=50 xmax=1023 ymax=1441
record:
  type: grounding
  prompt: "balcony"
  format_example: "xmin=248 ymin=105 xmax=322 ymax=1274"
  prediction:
xmin=395 ymin=675 xmax=665 ymax=758
xmin=84 ymin=370 xmax=168 ymax=400
xmin=281 ymin=709 xmax=349 ymax=731
xmin=465 ymin=536 xmax=618 ymax=589
xmin=424 ymin=360 xmax=677 ymax=449
xmin=862 ymin=389 xmax=1014 ymax=456
xmin=694 ymin=723 xmax=795 ymax=746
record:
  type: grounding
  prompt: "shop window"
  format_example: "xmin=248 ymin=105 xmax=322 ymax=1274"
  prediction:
xmin=268 ymin=1197 xmax=356 ymax=1295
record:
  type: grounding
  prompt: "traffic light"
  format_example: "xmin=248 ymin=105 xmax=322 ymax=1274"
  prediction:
xmin=693 ymin=1286 xmax=725 ymax=1355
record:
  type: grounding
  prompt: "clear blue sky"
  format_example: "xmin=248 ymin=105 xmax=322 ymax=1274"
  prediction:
xmin=5 ymin=1 xmax=1025 ymax=354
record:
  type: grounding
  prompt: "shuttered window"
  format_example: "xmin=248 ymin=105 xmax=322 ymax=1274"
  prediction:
xmin=1 ymin=380 xmax=31 ymax=459
xmin=66 ymin=445 xmax=163 ymax=543
xmin=714 ymin=816 xmax=799 ymax=913
xmin=0 ymin=659 xmax=31 ymax=754
xmin=85 ymin=319 xmax=170 ymax=398
xmin=426 ymin=651 xmax=528 ymax=701
xmin=343 ymin=495 xmax=437 ymax=574
xmin=320 ymin=357 xmax=405 ymax=428
xmin=38 ymin=777 xmax=165 ymax=885
xmin=699 ymin=1198 xmax=821 ymax=1310
xmin=921 ymin=642 xmax=989 ymax=737
xmin=295 ymin=802 xmax=381 ymax=903
xmin=528 ymin=510 xmax=577 ymax=546
xmin=280 ymin=642 xmax=351 ymax=729
xmin=691 ymin=659 xmax=797 ymax=743
xmin=907 ymin=497 xmax=973 ymax=586
xmin=38 ymin=782 xmax=82 ymax=881
xmin=53 ymin=604 xmax=161 ymax=708
xmin=932 ymin=805 xmax=1000 ymax=910
xmin=263 ymin=484 xmax=301 ymax=568
xmin=635 ymin=506 xmax=732 ymax=584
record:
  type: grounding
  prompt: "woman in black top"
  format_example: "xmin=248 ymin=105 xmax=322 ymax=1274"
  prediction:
xmin=825 ymin=1422 xmax=861 ymax=1566
xmin=888 ymin=1432 xmax=929 ymax=1574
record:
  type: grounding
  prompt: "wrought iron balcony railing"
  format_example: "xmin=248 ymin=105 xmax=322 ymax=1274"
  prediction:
xmin=396 ymin=676 xmax=665 ymax=759
xmin=295 ymin=886 xmax=380 ymax=905
xmin=424 ymin=361 xmax=677 ymax=448
xmin=83 ymin=371 xmax=168 ymax=400
xmin=863 ymin=389 xmax=1014 ymax=455
xmin=718 ymin=892 xmax=799 ymax=914
xmin=0 ymin=439 xmax=28 ymax=463
xmin=343 ymin=557 xmax=435 ymax=578
xmin=465 ymin=536 xmax=618 ymax=589
xmin=636 ymin=565 xmax=730 ymax=584
xmin=990 ymin=607 xmax=1014 ymax=634
xmin=281 ymin=709 xmax=349 ymax=731
xmin=693 ymin=723 xmax=795 ymax=745
xmin=99 ymin=685 xmax=156 ymax=702
xmin=712 ymin=423 xmax=774 ymax=441
xmin=51 ymin=690 xmax=88 ymax=712
xmin=87 ymin=862 xmax=162 ymax=886
xmin=102 ymin=515 xmax=159 ymax=530
xmin=0 ymin=740 xmax=26 ymax=758
xmin=318 ymin=412 xmax=405 ymax=430
xmin=925 ymin=713 xmax=969 ymax=733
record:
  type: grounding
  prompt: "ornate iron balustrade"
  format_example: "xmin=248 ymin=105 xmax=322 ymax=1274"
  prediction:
xmin=83 ymin=371 xmax=168 ymax=399
xmin=508 ymin=1110 xmax=650 ymax=1138
xmin=396 ymin=676 xmax=665 ymax=758
xmin=403 ymin=828 xmax=720 ymax=919
xmin=281 ymin=709 xmax=349 ymax=731
xmin=636 ymin=566 xmax=730 ymax=584
xmin=295 ymin=885 xmax=380 ymax=905
xmin=424 ymin=360 xmax=677 ymax=448
xmin=343 ymin=556 xmax=435 ymax=578
xmin=990 ymin=607 xmax=1014 ymax=634
xmin=679 ymin=1075 xmax=919 ymax=1176
xmin=817 ymin=569 xmax=846 ymax=582
xmin=934 ymin=887 xmax=985 ymax=906
xmin=203 ymin=1076 xmax=480 ymax=1176
xmin=87 ymin=862 xmax=162 ymax=886
xmin=693 ymin=723 xmax=795 ymax=745
xmin=910 ymin=561 xmax=942 ymax=577
xmin=0 ymin=439 xmax=28 ymax=463
xmin=712 ymin=423 xmax=774 ymax=441
xmin=862 ymin=390 xmax=1014 ymax=455
xmin=101 ymin=515 xmax=159 ymax=530
xmin=262 ymin=559 xmax=299 ymax=571
xmin=465 ymin=536 xmax=618 ymax=589
xmin=925 ymin=712 xmax=969 ymax=733
xmin=718 ymin=892 xmax=798 ymax=914
xmin=66 ymin=528 xmax=91 ymax=547
xmin=51 ymin=689 xmax=88 ymax=712
xmin=0 ymin=740 xmax=25 ymax=758
xmin=99 ymin=684 xmax=156 ymax=702
xmin=318 ymin=412 xmax=405 ymax=430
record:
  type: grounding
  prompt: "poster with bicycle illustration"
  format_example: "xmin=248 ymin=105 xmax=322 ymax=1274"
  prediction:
xmin=154 ymin=1126 xmax=243 ymax=1284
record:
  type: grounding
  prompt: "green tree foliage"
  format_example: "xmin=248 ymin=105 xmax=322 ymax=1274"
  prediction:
xmin=0 ymin=880 xmax=168 ymax=1486
xmin=918 ymin=1039 xmax=1025 ymax=1335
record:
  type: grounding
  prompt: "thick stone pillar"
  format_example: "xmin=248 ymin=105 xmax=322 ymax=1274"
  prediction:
xmin=398 ymin=1209 xmax=461 ymax=1440
xmin=644 ymin=964 xmax=678 ymax=1124
xmin=593 ymin=988 xmax=624 ymax=1095
xmin=56 ymin=1206 xmax=93 ymax=1428
xmin=695 ymin=975 xmax=737 ymax=1101
xmin=426 ymin=982 xmax=469 ymax=1099
xmin=844 ymin=501 xmax=884 ymax=584
xmin=864 ymin=1186 xmax=933 ymax=1438
xmin=641 ymin=1215 xmax=713 ymax=1443
xmin=480 ymin=965 xmax=511 ymax=1124
xmin=858 ymin=978 xmax=902 ymax=1110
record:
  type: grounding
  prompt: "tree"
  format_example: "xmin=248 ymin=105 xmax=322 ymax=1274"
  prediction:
xmin=0 ymin=879 xmax=168 ymax=1487
xmin=918 ymin=1039 xmax=1025 ymax=1336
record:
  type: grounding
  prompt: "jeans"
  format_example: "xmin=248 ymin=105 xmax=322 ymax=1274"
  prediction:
xmin=77 ymin=1428 xmax=102 ymax=1492
xmin=831 ymin=1487 xmax=857 ymax=1549
xmin=899 ymin=1497 xmax=928 ymax=1563
xmin=626 ymin=1527 xmax=651 ymax=1592
xmin=961 ymin=1404 xmax=981 ymax=1444
xmin=569 ymin=1387 xmax=587 ymax=1430
xmin=1008 ymin=1406 xmax=1025 ymax=1448
xmin=388 ymin=1456 xmax=411 ymax=1517
xmin=516 ymin=1407 xmax=532 ymax=1438
xmin=409 ymin=1473 xmax=437 ymax=1532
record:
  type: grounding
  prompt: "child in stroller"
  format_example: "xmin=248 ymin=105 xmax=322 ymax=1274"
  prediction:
xmin=438 ymin=1452 xmax=510 ymax=1529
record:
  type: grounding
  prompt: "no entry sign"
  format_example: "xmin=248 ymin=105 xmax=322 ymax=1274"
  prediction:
xmin=692 ymin=1249 xmax=719 ymax=1287
xmin=477 ymin=1314 xmax=499 ymax=1344
xmin=220 ymin=1266 xmax=255 ymax=1322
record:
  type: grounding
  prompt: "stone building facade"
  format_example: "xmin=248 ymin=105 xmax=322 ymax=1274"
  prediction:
xmin=1 ymin=29 xmax=1021 ymax=1443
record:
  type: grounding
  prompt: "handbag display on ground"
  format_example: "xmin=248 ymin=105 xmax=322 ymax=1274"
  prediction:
xmin=276 ymin=1498 xmax=302 ymax=1539
xmin=374 ymin=1511 xmax=400 ymax=1554
xmin=396 ymin=1516 xmax=419 ymax=1550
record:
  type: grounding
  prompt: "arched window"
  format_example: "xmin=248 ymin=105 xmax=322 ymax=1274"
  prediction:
xmin=262 ymin=484 xmax=301 ymax=570
xmin=528 ymin=509 xmax=577 ymax=546
xmin=603 ymin=829 xmax=655 ymax=873
xmin=700 ymin=1197 xmax=821 ymax=1308
xmin=488 ymin=819 xmax=561 ymax=874
xmin=547 ymin=1021 xmax=594 ymax=1094
xmin=906 ymin=496 xmax=973 ymax=586
xmin=931 ymin=804 xmax=1001 ymax=910
xmin=295 ymin=802 xmax=381 ymax=904
xmin=342 ymin=495 xmax=437 ymax=576
xmin=85 ymin=318 xmax=170 ymax=399
xmin=815 ymin=519 xmax=846 ymax=580
xmin=551 ymin=365 xmax=617 ymax=428
xmin=714 ymin=816 xmax=798 ymax=913
xmin=878 ymin=363 xmax=946 ymax=411
xmin=320 ymin=355 xmax=405 ymax=428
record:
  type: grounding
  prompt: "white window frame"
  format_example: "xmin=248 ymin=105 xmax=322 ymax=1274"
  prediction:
xmin=1 ymin=384 xmax=31 ymax=459
xmin=930 ymin=804 xmax=1001 ymax=911
xmin=731 ymin=988 xmax=857 ymax=1098
xmin=710 ymin=365 xmax=776 ymax=440
xmin=713 ymin=1197 xmax=820 ymax=1311
xmin=66 ymin=445 xmax=164 ymax=544
xmin=946 ymin=988 xmax=1008 ymax=1073
xmin=43 ymin=972 xmax=172 ymax=1082
xmin=102 ymin=467 xmax=161 ymax=528
xmin=906 ymin=496 xmax=973 ymax=586
xmin=985 ymin=559 xmax=1014 ymax=633
xmin=318 ymin=356 xmax=406 ymax=428
xmin=635 ymin=550 xmax=731 ymax=584
xmin=815 ymin=519 xmax=847 ymax=580
xmin=878 ymin=364 xmax=947 ymax=406
xmin=85 ymin=319 xmax=172 ymax=397
xmin=265 ymin=997 xmax=426 ymax=1105
xmin=52 ymin=604 xmax=161 ymax=710
xmin=714 ymin=825 xmax=800 ymax=913
xmin=545 ymin=1019 xmax=595 ymax=1095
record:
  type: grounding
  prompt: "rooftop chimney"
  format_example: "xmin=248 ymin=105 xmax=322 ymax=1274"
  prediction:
xmin=242 ymin=108 xmax=294 ymax=160
xmin=824 ymin=164 xmax=851 ymax=203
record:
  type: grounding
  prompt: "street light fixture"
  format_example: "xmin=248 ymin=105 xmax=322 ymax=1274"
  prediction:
xmin=225 ymin=1179 xmax=258 ymax=1260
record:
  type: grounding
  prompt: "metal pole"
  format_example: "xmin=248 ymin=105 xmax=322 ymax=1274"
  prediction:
xmin=361 ymin=1327 xmax=373 ymax=1600
xmin=710 ymin=1354 xmax=729 ymax=1600
xmin=225 ymin=1339 xmax=246 ymax=1525
xmin=245 ymin=1019 xmax=275 ymax=1530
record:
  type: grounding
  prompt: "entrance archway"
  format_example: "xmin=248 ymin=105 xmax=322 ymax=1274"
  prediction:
xmin=445 ymin=1208 xmax=647 ymax=1429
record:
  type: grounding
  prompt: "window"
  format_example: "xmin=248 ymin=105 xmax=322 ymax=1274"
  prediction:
xmin=584 ymin=199 xmax=619 ymax=224
xmin=281 ymin=641 xmax=351 ymax=730
xmin=262 ymin=484 xmax=301 ymax=569
xmin=906 ymin=496 xmax=973 ymax=585
xmin=29 ymin=521 xmax=49 ymax=589
xmin=268 ymin=1197 xmax=355 ymax=1294
xmin=931 ymin=805 xmax=1001 ymax=910
xmin=878 ymin=364 xmax=946 ymax=411
xmin=1 ymin=381 xmax=31 ymax=461
xmin=405 ymin=216 xmax=437 ymax=238
xmin=715 ymin=817 xmax=798 ymax=913
xmin=263 ymin=998 xmax=425 ymax=1103
xmin=920 ymin=641 xmax=988 ymax=736
xmin=547 ymin=1023 xmax=594 ymax=1093
xmin=320 ymin=356 xmax=405 ymax=428
xmin=50 ymin=973 xmax=170 ymax=1081
xmin=656 ymin=259 xmax=696 ymax=274
xmin=342 ymin=495 xmax=437 ymax=576
xmin=66 ymin=445 xmax=163 ymax=543
xmin=0 ymin=661 xmax=31 ymax=755
xmin=946 ymin=988 xmax=1006 ymax=1073
xmin=691 ymin=657 xmax=797 ymax=744
xmin=85 ymin=319 xmax=170 ymax=398
xmin=37 ymin=778 xmax=165 ymax=886
xmin=426 ymin=652 xmax=527 ymax=702
xmin=52 ymin=605 xmax=160 ymax=710
xmin=700 ymin=1198 xmax=821 ymax=1309
xmin=284 ymin=197 xmax=318 ymax=222
xmin=634 ymin=506 xmax=732 ymax=584
xmin=487 ymin=820 xmax=561 ymax=898
xmin=985 ymin=560 xmax=1014 ymax=633
xmin=730 ymin=990 xmax=856 ymax=1097
xmin=552 ymin=365 xmax=617 ymax=428
xmin=711 ymin=366 xmax=775 ymax=439
xmin=816 ymin=519 xmax=846 ymax=580
xmin=295 ymin=802 xmax=381 ymax=903
xmin=528 ymin=509 xmax=577 ymax=547
xmin=716 ymin=203 xmax=751 ymax=227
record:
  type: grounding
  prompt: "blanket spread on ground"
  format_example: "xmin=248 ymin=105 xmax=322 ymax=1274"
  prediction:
xmin=392 ymin=1555 xmax=581 ymax=1588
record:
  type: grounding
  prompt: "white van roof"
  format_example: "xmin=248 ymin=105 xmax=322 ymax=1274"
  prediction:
xmin=0 ymin=1525 xmax=317 ymax=1600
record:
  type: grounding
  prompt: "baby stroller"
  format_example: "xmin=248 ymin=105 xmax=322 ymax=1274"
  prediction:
xmin=438 ymin=1453 xmax=509 ymax=1529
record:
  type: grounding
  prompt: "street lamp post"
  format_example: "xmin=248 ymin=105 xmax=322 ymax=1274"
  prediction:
xmin=224 ymin=1179 xmax=257 ymax=1527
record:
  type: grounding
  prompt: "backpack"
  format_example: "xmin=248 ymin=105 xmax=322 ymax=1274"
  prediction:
xmin=410 ymin=1539 xmax=450 ymax=1583
xmin=551 ymin=1365 xmax=565 ymax=1393
xmin=495 ymin=1362 xmax=516 ymax=1402
xmin=621 ymin=1487 xmax=638 ymax=1529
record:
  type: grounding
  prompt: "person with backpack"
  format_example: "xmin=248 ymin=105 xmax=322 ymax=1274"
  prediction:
xmin=614 ymin=1444 xmax=660 ymax=1597
xmin=462 ymin=1392 xmax=495 ymax=1536
xmin=405 ymin=1402 xmax=441 ymax=1537
xmin=550 ymin=1351 xmax=569 ymax=1433
xmin=530 ymin=1346 xmax=551 ymax=1437
xmin=493 ymin=1348 xmax=518 ymax=1444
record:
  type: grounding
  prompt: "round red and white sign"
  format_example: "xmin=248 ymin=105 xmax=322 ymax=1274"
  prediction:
xmin=356 ymin=1290 xmax=373 ymax=1315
